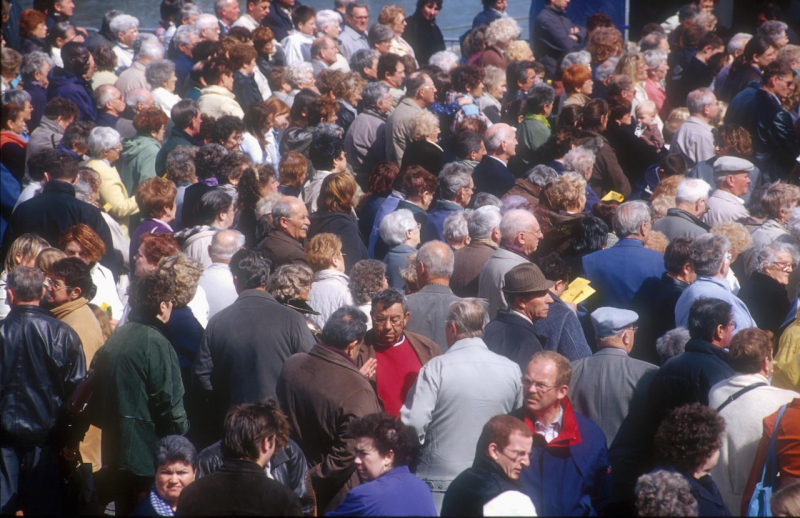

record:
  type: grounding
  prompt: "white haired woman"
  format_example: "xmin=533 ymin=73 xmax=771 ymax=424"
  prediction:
xmin=268 ymin=263 xmax=323 ymax=337
xmin=476 ymin=17 xmax=520 ymax=69
xmin=477 ymin=65 xmax=506 ymax=123
xmin=146 ymin=59 xmax=181 ymax=117
xmin=400 ymin=111 xmax=443 ymax=173
xmin=86 ymin=126 xmax=139 ymax=237
xmin=643 ymin=49 xmax=669 ymax=116
xmin=380 ymin=209 xmax=421 ymax=290
xmin=563 ymin=146 xmax=601 ymax=213
xmin=315 ymin=10 xmax=351 ymax=71
xmin=738 ymin=242 xmax=795 ymax=336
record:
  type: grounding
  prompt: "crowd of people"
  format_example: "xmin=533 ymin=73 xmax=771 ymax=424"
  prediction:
xmin=1 ymin=0 xmax=800 ymax=515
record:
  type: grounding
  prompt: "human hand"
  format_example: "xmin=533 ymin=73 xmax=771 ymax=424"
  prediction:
xmin=457 ymin=95 xmax=474 ymax=106
xmin=359 ymin=358 xmax=377 ymax=379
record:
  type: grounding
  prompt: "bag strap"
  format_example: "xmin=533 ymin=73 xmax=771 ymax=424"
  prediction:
xmin=716 ymin=383 xmax=768 ymax=412
xmin=760 ymin=404 xmax=788 ymax=489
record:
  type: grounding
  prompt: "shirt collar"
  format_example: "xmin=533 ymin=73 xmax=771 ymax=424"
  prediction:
xmin=512 ymin=310 xmax=533 ymax=325
xmin=534 ymin=405 xmax=563 ymax=434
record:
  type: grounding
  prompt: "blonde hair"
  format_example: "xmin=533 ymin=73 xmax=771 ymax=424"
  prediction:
xmin=378 ymin=5 xmax=405 ymax=26
xmin=4 ymin=234 xmax=49 ymax=273
xmin=548 ymin=172 xmax=587 ymax=212
xmin=650 ymin=195 xmax=676 ymax=220
xmin=614 ymin=53 xmax=645 ymax=84
xmin=305 ymin=233 xmax=342 ymax=272
xmin=506 ymin=40 xmax=532 ymax=62
xmin=34 ymin=248 xmax=67 ymax=274
xmin=156 ymin=253 xmax=203 ymax=307
xmin=652 ymin=175 xmax=685 ymax=199
xmin=635 ymin=99 xmax=657 ymax=118
xmin=644 ymin=231 xmax=669 ymax=253
xmin=411 ymin=110 xmax=441 ymax=141
xmin=485 ymin=17 xmax=520 ymax=47
xmin=711 ymin=221 xmax=753 ymax=257
xmin=663 ymin=107 xmax=690 ymax=143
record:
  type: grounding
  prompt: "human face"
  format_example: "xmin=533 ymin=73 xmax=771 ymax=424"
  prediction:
xmin=469 ymin=80 xmax=484 ymax=98
xmin=134 ymin=243 xmax=157 ymax=277
xmin=516 ymin=290 xmax=553 ymax=321
xmin=773 ymin=74 xmax=796 ymax=100
xmin=220 ymin=0 xmax=240 ymax=24
xmin=374 ymin=39 xmax=391 ymax=56
xmin=617 ymin=112 xmax=633 ymax=126
xmin=652 ymin=59 xmax=669 ymax=81
xmin=473 ymin=141 xmax=487 ymax=162
xmin=521 ymin=218 xmax=542 ymax=255
xmin=6 ymin=112 xmax=25 ymax=134
xmin=551 ymin=0 xmax=569 ymax=10
xmin=106 ymin=88 xmax=126 ymax=115
xmin=323 ymin=20 xmax=341 ymax=39
xmin=320 ymin=41 xmax=338 ymax=65
xmin=364 ymin=57 xmax=379 ymax=80
xmin=201 ymin=24 xmax=221 ymax=42
xmin=519 ymin=68 xmax=536 ymax=92
xmin=250 ymin=1 xmax=271 ymax=21
xmin=354 ymin=437 xmax=392 ymax=482
xmin=578 ymin=78 xmax=593 ymax=96
xmin=62 ymin=240 xmax=88 ymax=265
xmin=523 ymin=359 xmax=566 ymax=416
xmin=32 ymin=22 xmax=47 ymax=39
xmin=348 ymin=7 xmax=369 ymax=33
xmin=698 ymin=0 xmax=714 ymax=13
xmin=152 ymin=125 xmax=166 ymax=142
xmin=298 ymin=17 xmax=316 ymax=36
xmin=180 ymin=33 xmax=200 ymax=57
xmin=377 ymin=91 xmax=394 ymax=113
xmin=493 ymin=0 xmax=508 ymax=12
xmin=46 ymin=275 xmax=75 ymax=306
xmin=419 ymin=78 xmax=437 ymax=105
xmin=487 ymin=78 xmax=507 ymax=100
xmin=386 ymin=63 xmax=405 ymax=88
xmin=636 ymin=109 xmax=654 ymax=125
xmin=503 ymin=130 xmax=518 ymax=158
xmin=372 ymin=302 xmax=409 ymax=345
xmin=282 ymin=202 xmax=310 ymax=240
xmin=155 ymin=461 xmax=196 ymax=509
xmin=489 ymin=431 xmax=532 ymax=481
xmin=717 ymin=318 xmax=735 ymax=349
xmin=755 ymin=46 xmax=777 ymax=69
xmin=635 ymin=60 xmax=648 ymax=81
xmin=103 ymin=141 xmax=123 ymax=164
xmin=456 ymin=178 xmax=474 ymax=207
xmin=695 ymin=449 xmax=720 ymax=478
xmin=117 ymin=25 xmax=139 ymax=47
xmin=392 ymin=15 xmax=406 ymax=36
xmin=764 ymin=251 xmax=793 ymax=285
xmin=55 ymin=0 xmax=75 ymax=17
xmin=273 ymin=112 xmax=289 ymax=129
xmin=164 ymin=72 xmax=178 ymax=93
xmin=726 ymin=171 xmax=751 ymax=197
xmin=34 ymin=62 xmax=52 ymax=87
xmin=420 ymin=2 xmax=439 ymax=21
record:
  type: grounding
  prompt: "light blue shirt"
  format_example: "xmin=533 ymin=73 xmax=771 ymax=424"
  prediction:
xmin=674 ymin=276 xmax=757 ymax=334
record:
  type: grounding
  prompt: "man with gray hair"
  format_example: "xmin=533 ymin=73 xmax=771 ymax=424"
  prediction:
xmin=505 ymin=164 xmax=558 ymax=208
xmin=405 ymin=241 xmax=462 ymax=351
xmin=116 ymin=88 xmax=155 ymax=139
xmin=195 ymin=13 xmax=222 ymax=42
xmin=115 ymin=35 xmax=165 ymax=95
xmin=478 ymin=209 xmax=542 ymax=318
xmin=652 ymin=178 xmax=712 ymax=240
xmin=452 ymin=205 xmax=502 ymax=297
xmin=380 ymin=209 xmax=421 ymax=290
xmin=473 ymin=123 xmax=518 ymax=198
xmin=93 ymin=84 xmax=126 ymax=128
xmin=385 ymin=71 xmax=435 ymax=163
xmin=344 ymin=81 xmax=390 ymax=181
xmin=703 ymin=156 xmax=754 ymax=226
xmin=215 ymin=0 xmax=240 ymax=36
xmin=443 ymin=211 xmax=470 ymax=249
xmin=714 ymin=33 xmax=752 ymax=97
xmin=422 ymin=164 xmax=474 ymax=243
xmin=402 ymin=297 xmax=522 ymax=512
xmin=170 ymin=24 xmax=201 ymax=86
xmin=257 ymin=196 xmax=310 ymax=270
xmin=582 ymin=201 xmax=666 ymax=309
xmin=592 ymin=57 xmax=619 ymax=100
xmin=199 ymin=229 xmax=246 ymax=319
xmin=670 ymin=87 xmax=718 ymax=168
xmin=339 ymin=2 xmax=370 ymax=60
xmin=674 ymin=233 xmax=756 ymax=332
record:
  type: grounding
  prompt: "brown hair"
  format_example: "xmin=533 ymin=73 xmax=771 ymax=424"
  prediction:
xmin=265 ymin=96 xmax=290 ymax=117
xmin=319 ymin=172 xmax=357 ymax=213
xmin=135 ymin=177 xmax=178 ymax=219
xmin=367 ymin=161 xmax=400 ymax=196
xmin=305 ymin=232 xmax=342 ymax=272
xmin=587 ymin=27 xmax=624 ymax=66
xmin=652 ymin=174 xmax=686 ymax=199
xmin=655 ymin=403 xmax=725 ymax=474
xmin=35 ymin=248 xmax=67 ymax=274
xmin=714 ymin=124 xmax=753 ymax=157
xmin=529 ymin=350 xmax=572 ymax=387
xmin=378 ymin=5 xmax=405 ymax=26
xmin=133 ymin=106 xmax=169 ymax=134
xmin=138 ymin=233 xmax=179 ymax=265
xmin=4 ymin=234 xmax=49 ymax=274
xmin=252 ymin=26 xmax=275 ymax=53
xmin=400 ymin=166 xmax=438 ymax=199
xmin=316 ymin=69 xmax=347 ymax=97
xmin=307 ymin=97 xmax=339 ymax=125
xmin=58 ymin=224 xmax=106 ymax=264
xmin=475 ymin=415 xmax=533 ymax=455
xmin=228 ymin=43 xmax=258 ymax=70
xmin=761 ymin=182 xmax=800 ymax=219
xmin=728 ymin=328 xmax=773 ymax=374
xmin=279 ymin=151 xmax=307 ymax=187
xmin=19 ymin=9 xmax=46 ymax=37
xmin=222 ymin=398 xmax=291 ymax=459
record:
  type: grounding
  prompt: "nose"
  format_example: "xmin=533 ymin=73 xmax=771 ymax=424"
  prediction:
xmin=520 ymin=455 xmax=530 ymax=467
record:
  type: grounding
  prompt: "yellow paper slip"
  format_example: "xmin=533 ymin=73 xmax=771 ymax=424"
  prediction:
xmin=601 ymin=191 xmax=625 ymax=202
xmin=561 ymin=277 xmax=596 ymax=304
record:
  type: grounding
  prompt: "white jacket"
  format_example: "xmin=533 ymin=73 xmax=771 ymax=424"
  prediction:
xmin=152 ymin=87 xmax=182 ymax=118
xmin=198 ymin=85 xmax=245 ymax=119
xmin=308 ymin=269 xmax=352 ymax=329
xmin=199 ymin=262 xmax=238 ymax=320
xmin=90 ymin=263 xmax=124 ymax=321
xmin=181 ymin=227 xmax=216 ymax=270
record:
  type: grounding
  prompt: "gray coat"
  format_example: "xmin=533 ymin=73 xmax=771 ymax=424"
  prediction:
xmin=384 ymin=244 xmax=416 ymax=290
xmin=401 ymin=337 xmax=522 ymax=510
xmin=651 ymin=207 xmax=710 ymax=241
xmin=385 ymin=97 xmax=422 ymax=163
xmin=405 ymin=284 xmax=462 ymax=352
xmin=344 ymin=109 xmax=387 ymax=181
xmin=25 ymin=116 xmax=64 ymax=172
xmin=478 ymin=247 xmax=530 ymax=319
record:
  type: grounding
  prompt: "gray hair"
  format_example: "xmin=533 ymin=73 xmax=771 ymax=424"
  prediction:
xmin=195 ymin=13 xmax=220 ymax=31
xmin=635 ymin=469 xmax=698 ymax=517
xmin=562 ymin=147 xmax=596 ymax=177
xmin=472 ymin=192 xmax=502 ymax=208
xmin=88 ymin=127 xmax=121 ymax=158
xmin=154 ymin=435 xmax=198 ymax=471
xmin=756 ymin=242 xmax=796 ymax=274
xmin=485 ymin=17 xmax=521 ymax=47
xmin=482 ymin=65 xmax=505 ymax=88
xmin=527 ymin=82 xmax=556 ymax=113
xmin=499 ymin=209 xmax=537 ymax=242
xmin=595 ymin=57 xmax=619 ymax=82
xmin=209 ymin=229 xmax=245 ymax=260
xmin=484 ymin=123 xmax=515 ymax=153
xmin=145 ymin=59 xmax=176 ymax=89
xmin=502 ymin=195 xmax=532 ymax=213
xmin=417 ymin=241 xmax=455 ymax=279
xmin=2 ymin=89 xmax=31 ymax=106
xmin=316 ymin=10 xmax=341 ymax=33
xmin=560 ymin=50 xmax=592 ymax=69
xmin=371 ymin=288 xmax=409 ymax=314
xmin=125 ymin=88 xmax=153 ymax=110
xmin=20 ymin=51 xmax=53 ymax=84
xmin=643 ymin=49 xmax=668 ymax=69
xmin=182 ymin=4 xmax=203 ymax=20
xmin=675 ymin=178 xmax=711 ymax=204
xmin=447 ymin=298 xmax=489 ymax=338
xmin=368 ymin=24 xmax=394 ymax=45
xmin=109 ymin=14 xmax=139 ymax=39
xmin=7 ymin=266 xmax=44 ymax=303
xmin=268 ymin=264 xmax=314 ymax=303
xmin=686 ymin=88 xmax=716 ymax=114
xmin=443 ymin=211 xmax=470 ymax=243
xmin=379 ymin=209 xmax=417 ymax=246
xmin=135 ymin=35 xmax=165 ymax=60
xmin=525 ymin=164 xmax=558 ymax=187
xmin=429 ymin=50 xmax=459 ymax=72
xmin=360 ymin=81 xmax=389 ymax=109
xmin=690 ymin=233 xmax=731 ymax=276
xmin=173 ymin=24 xmax=199 ymax=48
xmin=758 ymin=20 xmax=788 ymax=42
xmin=93 ymin=84 xmax=120 ymax=110
xmin=270 ymin=196 xmax=300 ymax=226
xmin=656 ymin=327 xmax=690 ymax=364
xmin=468 ymin=205 xmax=502 ymax=239
xmin=350 ymin=49 xmax=378 ymax=74
xmin=286 ymin=62 xmax=314 ymax=87
xmin=438 ymin=164 xmax=472 ymax=200
xmin=613 ymin=201 xmax=651 ymax=238
xmin=727 ymin=33 xmax=752 ymax=54
xmin=214 ymin=0 xmax=233 ymax=15
xmin=638 ymin=32 xmax=666 ymax=52
xmin=74 ymin=179 xmax=94 ymax=202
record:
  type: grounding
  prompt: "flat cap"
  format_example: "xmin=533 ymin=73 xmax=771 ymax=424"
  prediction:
xmin=502 ymin=263 xmax=553 ymax=295
xmin=712 ymin=156 xmax=755 ymax=177
xmin=590 ymin=307 xmax=639 ymax=339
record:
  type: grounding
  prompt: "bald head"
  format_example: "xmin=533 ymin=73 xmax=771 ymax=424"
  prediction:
xmin=416 ymin=240 xmax=455 ymax=283
xmin=484 ymin=123 xmax=518 ymax=160
xmin=126 ymin=88 xmax=155 ymax=113
xmin=94 ymin=84 xmax=124 ymax=115
xmin=209 ymin=229 xmax=246 ymax=263
xmin=500 ymin=209 xmax=541 ymax=255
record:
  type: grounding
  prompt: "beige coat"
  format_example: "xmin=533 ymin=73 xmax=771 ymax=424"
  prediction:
xmin=198 ymin=85 xmax=245 ymax=119
xmin=385 ymin=97 xmax=422 ymax=164
xmin=87 ymin=158 xmax=139 ymax=239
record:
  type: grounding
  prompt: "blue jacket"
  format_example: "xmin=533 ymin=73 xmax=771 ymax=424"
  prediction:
xmin=484 ymin=309 xmax=545 ymax=373
xmin=384 ymin=244 xmax=416 ymax=291
xmin=581 ymin=238 xmax=665 ymax=309
xmin=531 ymin=294 xmax=592 ymax=361
xmin=23 ymin=82 xmax=48 ymax=131
xmin=514 ymin=397 xmax=612 ymax=516
xmin=327 ymin=466 xmax=436 ymax=516
xmin=0 ymin=162 xmax=21 ymax=245
xmin=674 ymin=276 xmax=756 ymax=334
xmin=422 ymin=199 xmax=462 ymax=244
xmin=47 ymin=67 xmax=97 ymax=122
xmin=170 ymin=50 xmax=194 ymax=88
xmin=472 ymin=8 xmax=504 ymax=28
xmin=263 ymin=1 xmax=302 ymax=42
xmin=473 ymin=155 xmax=514 ymax=198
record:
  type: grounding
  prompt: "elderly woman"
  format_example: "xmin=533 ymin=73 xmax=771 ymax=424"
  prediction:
xmin=305 ymin=232 xmax=354 ymax=329
xmin=652 ymin=403 xmax=730 ymax=515
xmin=20 ymin=9 xmax=48 ymax=54
xmin=751 ymin=183 xmax=800 ymax=250
xmin=561 ymin=64 xmax=593 ymax=110
xmin=131 ymin=177 xmax=177 ymax=269
xmin=333 ymin=72 xmax=366 ymax=134
xmin=517 ymin=83 xmax=555 ymax=171
xmin=379 ymin=6 xmax=416 ymax=60
xmin=1 ymin=104 xmax=28 ymax=183
xmin=400 ymin=111 xmax=444 ymax=173
xmin=268 ymin=263 xmax=322 ymax=336
xmin=635 ymin=470 xmax=699 ymax=516
xmin=537 ymin=173 xmax=590 ymax=257
xmin=329 ymin=413 xmax=436 ymax=516
xmin=506 ymin=40 xmax=534 ymax=63
xmin=344 ymin=82 xmax=392 ymax=181
xmin=368 ymin=25 xmax=395 ymax=56
xmin=147 ymin=59 xmax=181 ymax=117
xmin=643 ymin=49 xmax=669 ymax=117
xmin=119 ymin=106 xmax=169 ymax=196
xmin=349 ymin=260 xmax=389 ymax=329
xmin=315 ymin=10 xmax=350 ymax=71
xmin=380 ymin=209 xmax=421 ymax=290
xmin=738 ymin=243 xmax=795 ymax=336
xmin=133 ymin=435 xmax=198 ymax=516
xmin=59 ymin=223 xmax=124 ymax=321
xmin=0 ymin=234 xmax=49 ymax=320
xmin=563 ymin=146 xmax=601 ymax=213
xmin=443 ymin=211 xmax=470 ymax=250
xmin=87 ymin=126 xmax=139 ymax=238
xmin=477 ymin=17 xmax=521 ymax=69
xmin=307 ymin=172 xmax=369 ymax=273
xmin=285 ymin=62 xmax=317 ymax=103
xmin=20 ymin=51 xmax=54 ymax=130
xmin=175 ymin=190 xmax=236 ymax=269
xmin=165 ymin=146 xmax=197 ymax=230
xmin=477 ymin=65 xmax=506 ymax=123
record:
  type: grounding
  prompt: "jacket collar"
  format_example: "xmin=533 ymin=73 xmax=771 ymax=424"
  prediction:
xmin=42 ymin=180 xmax=76 ymax=196
xmin=236 ymin=288 xmax=279 ymax=304
xmin=495 ymin=309 xmax=536 ymax=331
xmin=435 ymin=199 xmax=463 ymax=212
xmin=267 ymin=229 xmax=304 ymax=250
xmin=695 ymin=276 xmax=731 ymax=292
xmin=470 ymin=239 xmax=499 ymax=250
xmin=220 ymin=458 xmax=268 ymax=475
xmin=511 ymin=178 xmax=541 ymax=197
xmin=661 ymin=271 xmax=689 ymax=289
xmin=711 ymin=189 xmax=745 ymax=206
xmin=499 ymin=243 xmax=530 ymax=261
xmin=201 ymin=85 xmax=236 ymax=98
xmin=417 ymin=284 xmax=454 ymax=296
xmin=748 ymin=271 xmax=784 ymax=290
xmin=594 ymin=347 xmax=629 ymax=358
xmin=38 ymin=116 xmax=65 ymax=135
xmin=612 ymin=238 xmax=645 ymax=248
xmin=720 ymin=372 xmax=769 ymax=388
xmin=684 ymin=337 xmax=730 ymax=363
xmin=128 ymin=311 xmax=173 ymax=340
xmin=171 ymin=127 xmax=202 ymax=146
xmin=363 ymin=107 xmax=388 ymax=121
xmin=389 ymin=243 xmax=418 ymax=254
xmin=523 ymin=396 xmax=582 ymax=449
xmin=310 ymin=343 xmax=362 ymax=372
xmin=664 ymin=208 xmax=711 ymax=230
xmin=8 ymin=304 xmax=53 ymax=318
xmin=50 ymin=297 xmax=89 ymax=320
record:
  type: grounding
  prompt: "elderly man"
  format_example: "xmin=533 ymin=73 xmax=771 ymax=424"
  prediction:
xmin=451 ymin=206 xmax=502 ymax=297
xmin=714 ymin=33 xmax=752 ymax=98
xmin=674 ymin=234 xmax=756 ymax=333
xmin=156 ymin=99 xmax=203 ymax=174
xmin=115 ymin=36 xmax=165 ymax=95
xmin=344 ymin=82 xmax=391 ymax=181
xmin=354 ymin=289 xmax=440 ymax=417
xmin=93 ymin=84 xmax=126 ymax=128
xmin=115 ymin=89 xmax=155 ymax=139
xmin=442 ymin=415 xmax=537 ymax=516
xmin=233 ymin=0 xmax=271 ymax=31
xmin=670 ymin=87 xmax=718 ymax=168
xmin=473 ymin=123 xmax=518 ymax=198
xmin=380 ymin=209 xmax=421 ymax=290
xmin=109 ymin=14 xmax=139 ymax=73
xmin=169 ymin=24 xmax=200 ymax=86
xmin=402 ymin=298 xmax=522 ymax=512
xmin=196 ymin=13 xmax=221 ymax=42
xmin=582 ymin=201 xmax=665 ymax=309
xmin=405 ymin=241 xmax=462 ymax=351
xmin=484 ymin=263 xmax=553 ymax=372
xmin=339 ymin=2 xmax=370 ymax=60
xmin=25 ymin=97 xmax=78 ymax=164
xmin=514 ymin=351 xmax=611 ymax=516
xmin=199 ymin=229 xmax=245 ymax=319
xmin=278 ymin=306 xmax=382 ymax=513
xmin=652 ymin=178 xmax=712 ymax=240
xmin=569 ymin=308 xmax=658 ymax=511
xmin=311 ymin=37 xmax=339 ymax=77
xmin=385 ymin=72 xmax=435 ymax=163
xmin=479 ymin=209 xmax=542 ymax=319
xmin=422 ymin=164 xmax=473 ymax=243
xmin=703 ymin=156 xmax=754 ymax=226
xmin=215 ymin=0 xmax=240 ymax=36
xmin=257 ymin=197 xmax=310 ymax=269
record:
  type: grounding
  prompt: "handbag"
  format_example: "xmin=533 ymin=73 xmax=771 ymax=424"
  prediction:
xmin=747 ymin=404 xmax=787 ymax=517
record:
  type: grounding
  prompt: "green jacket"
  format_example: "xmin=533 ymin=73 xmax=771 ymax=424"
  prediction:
xmin=93 ymin=316 xmax=189 ymax=477
xmin=118 ymin=134 xmax=161 ymax=194
xmin=516 ymin=116 xmax=551 ymax=172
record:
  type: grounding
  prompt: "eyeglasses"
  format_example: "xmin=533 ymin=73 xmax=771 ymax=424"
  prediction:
xmin=521 ymin=377 xmax=556 ymax=393
xmin=725 ymin=253 xmax=733 ymax=262
xmin=499 ymin=448 xmax=530 ymax=462
xmin=373 ymin=315 xmax=404 ymax=326
xmin=773 ymin=261 xmax=794 ymax=271
xmin=45 ymin=279 xmax=71 ymax=292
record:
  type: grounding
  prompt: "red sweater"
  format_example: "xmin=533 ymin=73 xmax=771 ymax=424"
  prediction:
xmin=375 ymin=336 xmax=423 ymax=417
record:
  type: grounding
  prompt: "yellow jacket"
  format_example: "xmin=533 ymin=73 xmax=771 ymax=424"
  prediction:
xmin=775 ymin=309 xmax=800 ymax=391
xmin=87 ymin=158 xmax=139 ymax=238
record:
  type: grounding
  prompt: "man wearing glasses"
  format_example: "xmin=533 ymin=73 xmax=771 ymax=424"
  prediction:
xmin=338 ymin=2 xmax=370 ymax=60
xmin=512 ymin=350 xmax=612 ymax=516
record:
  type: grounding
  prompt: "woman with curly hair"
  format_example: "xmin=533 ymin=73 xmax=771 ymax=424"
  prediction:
xmin=586 ymin=26 xmax=624 ymax=67
xmin=0 ymin=234 xmax=49 ymax=320
xmin=400 ymin=111 xmax=444 ymax=173
xmin=267 ymin=263 xmax=322 ymax=337
xmin=652 ymin=403 xmax=729 ymax=516
xmin=118 ymin=106 xmax=169 ymax=196
xmin=476 ymin=17 xmax=520 ymax=69
xmin=236 ymin=164 xmax=280 ymax=247
xmin=396 ymin=166 xmax=439 ymax=227
xmin=536 ymin=173 xmax=590 ymax=258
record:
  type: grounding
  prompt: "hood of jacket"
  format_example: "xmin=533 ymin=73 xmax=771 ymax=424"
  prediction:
xmin=120 ymin=134 xmax=160 ymax=161
xmin=48 ymin=66 xmax=89 ymax=90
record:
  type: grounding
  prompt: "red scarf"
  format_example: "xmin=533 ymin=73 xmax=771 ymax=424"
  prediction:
xmin=523 ymin=396 xmax=583 ymax=450
xmin=0 ymin=131 xmax=27 ymax=149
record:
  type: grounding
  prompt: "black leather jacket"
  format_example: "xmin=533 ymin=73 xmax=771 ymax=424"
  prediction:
xmin=197 ymin=439 xmax=314 ymax=515
xmin=0 ymin=305 xmax=86 ymax=443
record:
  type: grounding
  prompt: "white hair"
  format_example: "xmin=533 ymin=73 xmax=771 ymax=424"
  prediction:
xmin=563 ymin=147 xmax=596 ymax=177
xmin=468 ymin=205 xmax=501 ymax=239
xmin=499 ymin=209 xmax=536 ymax=242
xmin=438 ymin=163 xmax=472 ymax=200
xmin=675 ymin=178 xmax=711 ymax=204
xmin=136 ymin=36 xmax=165 ymax=60
xmin=656 ymin=327 xmax=690 ymax=364
xmin=93 ymin=84 xmax=120 ymax=109
xmin=756 ymin=242 xmax=796 ymax=274
xmin=173 ymin=24 xmax=199 ymax=48
xmin=20 ymin=51 xmax=53 ymax=84
xmin=443 ymin=211 xmax=470 ymax=243
xmin=214 ymin=0 xmax=234 ymax=15
xmin=429 ymin=51 xmax=459 ymax=72
xmin=727 ymin=32 xmax=752 ymax=54
xmin=595 ymin=57 xmax=619 ymax=82
xmin=417 ymin=241 xmax=455 ymax=278
xmin=195 ymin=13 xmax=219 ymax=31
xmin=316 ymin=10 xmax=341 ymax=33
xmin=88 ymin=127 xmax=121 ymax=158
xmin=482 ymin=65 xmax=505 ymax=88
xmin=561 ymin=50 xmax=592 ymax=69
xmin=485 ymin=17 xmax=521 ymax=47
xmin=379 ymin=209 xmax=417 ymax=246
xmin=286 ymin=62 xmax=314 ymax=87
xmin=109 ymin=14 xmax=139 ymax=39
xmin=125 ymin=89 xmax=153 ymax=110
xmin=613 ymin=201 xmax=651 ymax=238
xmin=686 ymin=87 xmax=716 ymax=114
xmin=643 ymin=49 xmax=668 ymax=69
xmin=525 ymin=164 xmax=558 ymax=187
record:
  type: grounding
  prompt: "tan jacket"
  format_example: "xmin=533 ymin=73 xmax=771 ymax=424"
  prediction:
xmin=87 ymin=158 xmax=139 ymax=239
xmin=198 ymin=85 xmax=245 ymax=119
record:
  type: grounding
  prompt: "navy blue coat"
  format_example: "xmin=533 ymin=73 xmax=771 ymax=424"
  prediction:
xmin=472 ymin=8 xmax=504 ymax=28
xmin=328 ymin=466 xmax=436 ymax=516
xmin=232 ymin=71 xmax=263 ymax=112
xmin=751 ymin=88 xmax=800 ymax=183
xmin=23 ymin=82 xmax=48 ymax=131
xmin=263 ymin=1 xmax=302 ymax=42
xmin=47 ymin=67 xmax=97 ymax=122
xmin=484 ymin=309 xmax=545 ymax=373
xmin=532 ymin=5 xmax=585 ymax=79
xmin=170 ymin=50 xmax=194 ymax=88
xmin=472 ymin=155 xmax=514 ymax=198
xmin=531 ymin=294 xmax=592 ymax=361
xmin=307 ymin=210 xmax=368 ymax=275
xmin=421 ymin=200 xmax=462 ymax=244
xmin=629 ymin=273 xmax=688 ymax=366
xmin=0 ymin=163 xmax=20 ymax=246
xmin=513 ymin=398 xmax=612 ymax=516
